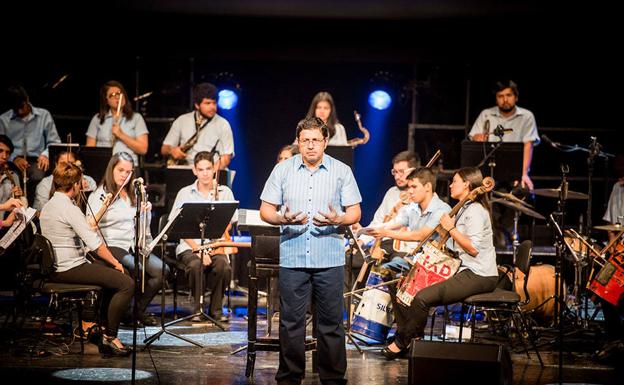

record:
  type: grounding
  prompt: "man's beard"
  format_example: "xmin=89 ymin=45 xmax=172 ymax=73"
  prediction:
xmin=397 ymin=183 xmax=408 ymax=191
xmin=499 ymin=105 xmax=514 ymax=114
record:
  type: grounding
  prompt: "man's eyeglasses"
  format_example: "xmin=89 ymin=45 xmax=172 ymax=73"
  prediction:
xmin=107 ymin=92 xmax=122 ymax=99
xmin=391 ymin=169 xmax=408 ymax=176
xmin=299 ymin=138 xmax=325 ymax=146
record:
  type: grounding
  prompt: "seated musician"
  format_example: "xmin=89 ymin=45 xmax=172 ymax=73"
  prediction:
xmin=160 ymin=82 xmax=234 ymax=169
xmin=0 ymin=134 xmax=23 ymax=229
xmin=367 ymin=167 xmax=450 ymax=274
xmin=86 ymin=152 xmax=168 ymax=326
xmin=356 ymin=151 xmax=420 ymax=255
xmin=33 ymin=150 xmax=97 ymax=211
xmin=379 ymin=167 xmax=499 ymax=359
xmin=168 ymin=151 xmax=238 ymax=322
xmin=39 ymin=162 xmax=134 ymax=357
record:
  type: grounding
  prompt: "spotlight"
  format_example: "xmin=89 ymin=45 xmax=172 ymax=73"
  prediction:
xmin=211 ymin=72 xmax=241 ymax=110
xmin=368 ymin=90 xmax=392 ymax=110
xmin=367 ymin=70 xmax=394 ymax=110
xmin=218 ymin=89 xmax=238 ymax=110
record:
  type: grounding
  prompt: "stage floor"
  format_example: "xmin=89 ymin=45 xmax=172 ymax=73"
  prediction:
xmin=0 ymin=293 xmax=622 ymax=385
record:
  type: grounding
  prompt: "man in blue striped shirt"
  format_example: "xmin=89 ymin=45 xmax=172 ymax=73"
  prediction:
xmin=260 ymin=117 xmax=361 ymax=385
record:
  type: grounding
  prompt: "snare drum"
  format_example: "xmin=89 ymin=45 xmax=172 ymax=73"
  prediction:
xmin=588 ymin=256 xmax=624 ymax=306
xmin=350 ymin=271 xmax=394 ymax=342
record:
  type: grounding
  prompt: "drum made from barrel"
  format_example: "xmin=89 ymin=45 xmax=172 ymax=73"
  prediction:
xmin=350 ymin=271 xmax=394 ymax=342
xmin=588 ymin=259 xmax=624 ymax=306
xmin=513 ymin=264 xmax=556 ymax=321
xmin=396 ymin=242 xmax=460 ymax=307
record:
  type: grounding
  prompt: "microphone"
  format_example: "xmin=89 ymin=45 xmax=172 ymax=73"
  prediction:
xmin=493 ymin=125 xmax=513 ymax=137
xmin=541 ymin=134 xmax=560 ymax=148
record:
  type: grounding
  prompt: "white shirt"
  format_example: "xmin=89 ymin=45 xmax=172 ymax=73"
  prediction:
xmin=168 ymin=180 xmax=237 ymax=255
xmin=328 ymin=123 xmax=348 ymax=146
xmin=469 ymin=106 xmax=540 ymax=144
xmin=603 ymin=181 xmax=624 ymax=225
xmin=163 ymin=111 xmax=234 ymax=165
xmin=33 ymin=174 xmax=97 ymax=211
xmin=40 ymin=192 xmax=102 ymax=273
xmin=358 ymin=186 xmax=403 ymax=244
xmin=86 ymin=111 xmax=149 ymax=164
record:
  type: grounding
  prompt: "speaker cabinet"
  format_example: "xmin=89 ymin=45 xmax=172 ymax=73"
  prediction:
xmin=408 ymin=340 xmax=512 ymax=385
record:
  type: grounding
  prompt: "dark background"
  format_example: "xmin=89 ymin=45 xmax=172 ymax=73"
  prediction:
xmin=1 ymin=1 xmax=620 ymax=230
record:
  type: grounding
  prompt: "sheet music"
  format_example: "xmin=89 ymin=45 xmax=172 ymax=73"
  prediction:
xmin=0 ymin=207 xmax=37 ymax=250
xmin=144 ymin=206 xmax=182 ymax=255
xmin=238 ymin=209 xmax=276 ymax=228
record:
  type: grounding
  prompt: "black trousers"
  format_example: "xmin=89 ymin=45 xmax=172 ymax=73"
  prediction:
xmin=277 ymin=266 xmax=347 ymax=385
xmin=109 ymin=246 xmax=169 ymax=316
xmin=49 ymin=260 xmax=134 ymax=337
xmin=178 ymin=249 xmax=231 ymax=315
xmin=392 ymin=269 xmax=498 ymax=349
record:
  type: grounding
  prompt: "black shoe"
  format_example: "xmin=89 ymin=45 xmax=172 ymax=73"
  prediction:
xmin=381 ymin=345 xmax=406 ymax=360
xmin=99 ymin=336 xmax=131 ymax=358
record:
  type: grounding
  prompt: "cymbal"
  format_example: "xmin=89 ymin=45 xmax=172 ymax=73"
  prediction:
xmin=492 ymin=190 xmax=533 ymax=208
xmin=491 ymin=198 xmax=546 ymax=220
xmin=533 ymin=188 xmax=588 ymax=200
xmin=593 ymin=223 xmax=624 ymax=232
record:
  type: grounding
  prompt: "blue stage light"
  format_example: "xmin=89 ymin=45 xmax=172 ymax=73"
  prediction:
xmin=218 ymin=89 xmax=238 ymax=110
xmin=368 ymin=90 xmax=392 ymax=110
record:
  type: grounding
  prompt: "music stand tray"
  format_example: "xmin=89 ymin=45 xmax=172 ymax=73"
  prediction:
xmin=460 ymin=140 xmax=523 ymax=183
xmin=143 ymin=201 xmax=238 ymax=347
xmin=326 ymin=145 xmax=354 ymax=169
xmin=80 ymin=146 xmax=113 ymax=183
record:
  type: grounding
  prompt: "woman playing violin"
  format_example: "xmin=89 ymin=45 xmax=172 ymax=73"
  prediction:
xmin=87 ymin=152 xmax=168 ymax=326
xmin=381 ymin=167 xmax=499 ymax=359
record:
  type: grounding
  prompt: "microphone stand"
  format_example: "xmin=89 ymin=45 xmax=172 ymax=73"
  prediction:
xmin=476 ymin=132 xmax=505 ymax=180
xmin=131 ymin=182 xmax=141 ymax=385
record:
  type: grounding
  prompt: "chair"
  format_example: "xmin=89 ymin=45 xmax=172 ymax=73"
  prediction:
xmin=458 ymin=240 xmax=544 ymax=366
xmin=31 ymin=234 xmax=102 ymax=354
xmin=158 ymin=214 xmax=188 ymax=319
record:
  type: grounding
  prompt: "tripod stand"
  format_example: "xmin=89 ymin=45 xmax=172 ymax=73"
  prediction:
xmin=143 ymin=201 xmax=238 ymax=348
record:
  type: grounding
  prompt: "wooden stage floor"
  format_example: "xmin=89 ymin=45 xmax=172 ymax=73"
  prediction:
xmin=0 ymin=293 xmax=622 ymax=385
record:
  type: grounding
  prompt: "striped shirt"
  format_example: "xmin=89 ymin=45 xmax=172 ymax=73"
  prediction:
xmin=260 ymin=154 xmax=361 ymax=268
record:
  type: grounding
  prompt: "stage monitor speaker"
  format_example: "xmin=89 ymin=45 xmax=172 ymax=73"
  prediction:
xmin=408 ymin=340 xmax=512 ymax=385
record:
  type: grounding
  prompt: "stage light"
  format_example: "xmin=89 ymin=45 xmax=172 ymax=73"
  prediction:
xmin=368 ymin=90 xmax=392 ymax=110
xmin=367 ymin=70 xmax=395 ymax=110
xmin=218 ymin=89 xmax=238 ymax=110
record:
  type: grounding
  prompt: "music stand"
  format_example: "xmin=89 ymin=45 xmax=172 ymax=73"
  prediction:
xmin=461 ymin=140 xmax=523 ymax=184
xmin=143 ymin=201 xmax=238 ymax=348
xmin=326 ymin=145 xmax=354 ymax=169
xmin=80 ymin=146 xmax=113 ymax=184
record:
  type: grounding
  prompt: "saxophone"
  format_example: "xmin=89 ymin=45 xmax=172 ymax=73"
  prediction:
xmin=167 ymin=113 xmax=203 ymax=166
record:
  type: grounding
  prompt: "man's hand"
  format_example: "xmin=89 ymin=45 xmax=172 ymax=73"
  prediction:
xmin=37 ymin=155 xmax=49 ymax=171
xmin=171 ymin=146 xmax=187 ymax=160
xmin=472 ymin=133 xmax=488 ymax=142
xmin=1 ymin=198 xmax=23 ymax=211
xmin=13 ymin=156 xmax=29 ymax=172
xmin=521 ymin=174 xmax=534 ymax=192
xmin=313 ymin=204 xmax=343 ymax=226
xmin=281 ymin=205 xmax=308 ymax=225
xmin=368 ymin=228 xmax=388 ymax=238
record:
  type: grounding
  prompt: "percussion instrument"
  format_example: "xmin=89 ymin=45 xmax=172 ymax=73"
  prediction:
xmin=593 ymin=223 xmax=624 ymax=232
xmin=533 ymin=188 xmax=588 ymax=200
xmin=491 ymin=198 xmax=545 ymax=220
xmin=515 ymin=264 xmax=557 ymax=321
xmin=350 ymin=270 xmax=394 ymax=342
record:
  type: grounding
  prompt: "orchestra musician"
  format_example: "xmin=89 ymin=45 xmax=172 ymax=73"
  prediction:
xmin=367 ymin=167 xmax=451 ymax=275
xmin=85 ymin=80 xmax=149 ymax=165
xmin=39 ymin=162 xmax=134 ymax=357
xmin=260 ymin=117 xmax=361 ymax=385
xmin=33 ymin=150 xmax=97 ymax=211
xmin=356 ymin=151 xmax=421 ymax=256
xmin=168 ymin=151 xmax=237 ymax=323
xmin=161 ymin=83 xmax=234 ymax=169
xmin=0 ymin=85 xmax=61 ymax=205
xmin=86 ymin=152 xmax=168 ymax=327
xmin=0 ymin=135 xmax=23 ymax=227
xmin=379 ymin=167 xmax=498 ymax=359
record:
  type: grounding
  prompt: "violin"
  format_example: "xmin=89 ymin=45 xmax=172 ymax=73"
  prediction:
xmin=1 ymin=164 xmax=28 ymax=207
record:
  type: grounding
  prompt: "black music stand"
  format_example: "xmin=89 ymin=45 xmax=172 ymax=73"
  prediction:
xmin=143 ymin=201 xmax=238 ymax=348
xmin=80 ymin=146 xmax=113 ymax=183
xmin=326 ymin=145 xmax=354 ymax=169
xmin=461 ymin=140 xmax=523 ymax=184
